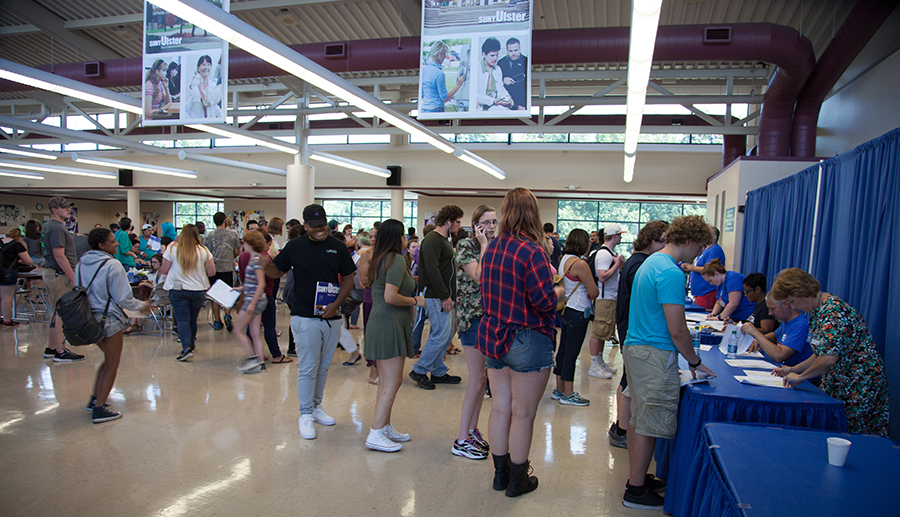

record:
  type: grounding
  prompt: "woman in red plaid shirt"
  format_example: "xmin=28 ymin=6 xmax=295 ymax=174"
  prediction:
xmin=477 ymin=188 xmax=558 ymax=498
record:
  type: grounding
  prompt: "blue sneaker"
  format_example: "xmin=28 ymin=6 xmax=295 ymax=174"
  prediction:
xmin=550 ymin=389 xmax=563 ymax=400
xmin=213 ymin=321 xmax=224 ymax=330
xmin=559 ymin=392 xmax=590 ymax=406
xmin=223 ymin=314 xmax=234 ymax=332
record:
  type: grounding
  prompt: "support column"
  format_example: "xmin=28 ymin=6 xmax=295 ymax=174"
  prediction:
xmin=127 ymin=189 xmax=140 ymax=224
xmin=286 ymin=154 xmax=314 ymax=220
xmin=390 ymin=189 xmax=404 ymax=223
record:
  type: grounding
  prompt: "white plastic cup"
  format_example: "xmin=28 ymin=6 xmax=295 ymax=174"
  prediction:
xmin=827 ymin=437 xmax=851 ymax=467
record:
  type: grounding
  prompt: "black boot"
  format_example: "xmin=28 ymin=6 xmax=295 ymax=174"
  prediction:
xmin=491 ymin=453 xmax=509 ymax=491
xmin=505 ymin=459 xmax=538 ymax=497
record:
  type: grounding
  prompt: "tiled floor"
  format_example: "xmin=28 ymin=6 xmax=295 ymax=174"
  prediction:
xmin=0 ymin=306 xmax=659 ymax=517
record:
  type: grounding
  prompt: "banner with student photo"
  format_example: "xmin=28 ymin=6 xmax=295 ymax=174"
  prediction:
xmin=418 ymin=0 xmax=532 ymax=120
xmin=142 ymin=0 xmax=229 ymax=126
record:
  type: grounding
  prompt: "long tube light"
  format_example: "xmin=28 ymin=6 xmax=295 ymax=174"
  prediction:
xmin=0 ymin=168 xmax=44 ymax=180
xmin=148 ymin=0 xmax=455 ymax=154
xmin=453 ymin=148 xmax=506 ymax=180
xmin=623 ymin=0 xmax=663 ymax=182
xmin=0 ymin=143 xmax=58 ymax=160
xmin=71 ymin=153 xmax=197 ymax=179
xmin=0 ymin=158 xmax=116 ymax=179
xmin=0 ymin=115 xmax=169 ymax=155
xmin=187 ymin=124 xmax=300 ymax=155
xmin=0 ymin=58 xmax=143 ymax=115
xmin=309 ymin=151 xmax=391 ymax=178
xmin=177 ymin=150 xmax=286 ymax=176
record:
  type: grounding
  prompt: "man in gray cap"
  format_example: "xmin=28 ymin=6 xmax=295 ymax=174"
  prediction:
xmin=266 ymin=204 xmax=356 ymax=440
xmin=41 ymin=197 xmax=84 ymax=362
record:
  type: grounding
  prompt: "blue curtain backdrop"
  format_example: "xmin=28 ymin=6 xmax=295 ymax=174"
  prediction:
xmin=741 ymin=126 xmax=900 ymax=440
xmin=739 ymin=165 xmax=819 ymax=284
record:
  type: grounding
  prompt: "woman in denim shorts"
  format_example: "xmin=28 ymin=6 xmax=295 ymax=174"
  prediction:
xmin=477 ymin=188 xmax=558 ymax=498
xmin=233 ymin=230 xmax=268 ymax=374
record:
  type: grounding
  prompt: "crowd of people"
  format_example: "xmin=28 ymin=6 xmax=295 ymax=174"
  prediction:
xmin=0 ymin=189 xmax=890 ymax=509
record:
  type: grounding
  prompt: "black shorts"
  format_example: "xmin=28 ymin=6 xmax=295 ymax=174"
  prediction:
xmin=209 ymin=271 xmax=234 ymax=288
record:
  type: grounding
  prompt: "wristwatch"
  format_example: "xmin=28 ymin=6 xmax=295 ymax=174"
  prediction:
xmin=688 ymin=357 xmax=702 ymax=369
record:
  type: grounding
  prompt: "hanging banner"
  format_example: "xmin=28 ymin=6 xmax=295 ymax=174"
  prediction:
xmin=418 ymin=0 xmax=532 ymax=120
xmin=142 ymin=0 xmax=229 ymax=126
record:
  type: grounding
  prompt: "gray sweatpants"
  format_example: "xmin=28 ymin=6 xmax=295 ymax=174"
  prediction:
xmin=291 ymin=316 xmax=341 ymax=415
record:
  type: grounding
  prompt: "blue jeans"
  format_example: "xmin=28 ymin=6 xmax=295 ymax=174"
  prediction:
xmin=458 ymin=316 xmax=482 ymax=348
xmin=413 ymin=298 xmax=452 ymax=377
xmin=554 ymin=308 xmax=591 ymax=382
xmin=412 ymin=306 xmax=428 ymax=355
xmin=485 ymin=327 xmax=555 ymax=373
xmin=169 ymin=289 xmax=206 ymax=351
xmin=291 ymin=316 xmax=341 ymax=415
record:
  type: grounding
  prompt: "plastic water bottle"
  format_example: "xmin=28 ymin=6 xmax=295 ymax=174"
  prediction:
xmin=727 ymin=330 xmax=738 ymax=359
xmin=691 ymin=329 xmax=701 ymax=353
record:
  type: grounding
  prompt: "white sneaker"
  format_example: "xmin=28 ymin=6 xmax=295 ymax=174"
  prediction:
xmin=298 ymin=414 xmax=316 ymax=439
xmin=237 ymin=356 xmax=262 ymax=372
xmin=383 ymin=423 xmax=411 ymax=442
xmin=312 ymin=405 xmax=336 ymax=426
xmin=366 ymin=427 xmax=402 ymax=452
xmin=588 ymin=365 xmax=613 ymax=379
xmin=601 ymin=362 xmax=618 ymax=375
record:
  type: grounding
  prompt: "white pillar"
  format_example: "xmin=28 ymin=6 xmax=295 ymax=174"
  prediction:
xmin=127 ymin=189 xmax=141 ymax=224
xmin=286 ymin=154 xmax=314 ymax=221
xmin=391 ymin=189 xmax=404 ymax=222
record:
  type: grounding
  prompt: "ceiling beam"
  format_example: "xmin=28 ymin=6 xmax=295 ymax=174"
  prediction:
xmin=4 ymin=2 xmax=119 ymax=60
xmin=394 ymin=0 xmax=422 ymax=36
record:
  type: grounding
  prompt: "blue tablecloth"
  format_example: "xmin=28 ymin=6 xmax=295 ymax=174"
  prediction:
xmin=657 ymin=348 xmax=849 ymax=515
xmin=685 ymin=300 xmax=706 ymax=312
xmin=686 ymin=423 xmax=898 ymax=517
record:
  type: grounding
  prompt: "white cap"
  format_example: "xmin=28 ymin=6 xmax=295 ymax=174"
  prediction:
xmin=604 ymin=223 xmax=626 ymax=236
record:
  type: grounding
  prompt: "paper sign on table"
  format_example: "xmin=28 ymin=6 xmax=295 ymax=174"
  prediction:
xmin=699 ymin=344 xmax=713 ymax=352
xmin=725 ymin=358 xmax=778 ymax=369
xmin=206 ymin=279 xmax=240 ymax=308
xmin=680 ymin=370 xmax=715 ymax=386
xmin=735 ymin=376 xmax=788 ymax=388
xmin=742 ymin=369 xmax=774 ymax=378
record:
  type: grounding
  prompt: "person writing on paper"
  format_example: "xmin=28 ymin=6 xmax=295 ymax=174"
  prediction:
xmin=702 ymin=259 xmax=755 ymax=322
xmin=741 ymin=291 xmax=813 ymax=370
xmin=162 ymin=224 xmax=215 ymax=362
xmin=742 ymin=272 xmax=776 ymax=334
xmin=622 ymin=215 xmax=716 ymax=510
xmin=680 ymin=227 xmax=724 ymax=310
xmin=420 ymin=40 xmax=466 ymax=113
xmin=771 ymin=268 xmax=889 ymax=436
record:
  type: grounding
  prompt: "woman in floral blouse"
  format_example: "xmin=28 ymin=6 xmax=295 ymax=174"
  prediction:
xmin=772 ymin=268 xmax=889 ymax=435
xmin=451 ymin=205 xmax=496 ymax=461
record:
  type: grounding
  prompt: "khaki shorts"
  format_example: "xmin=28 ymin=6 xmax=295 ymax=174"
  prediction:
xmin=624 ymin=344 xmax=680 ymax=439
xmin=43 ymin=269 xmax=74 ymax=308
xmin=591 ymin=298 xmax=617 ymax=341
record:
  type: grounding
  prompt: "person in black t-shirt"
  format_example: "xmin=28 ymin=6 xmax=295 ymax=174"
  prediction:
xmin=1 ymin=229 xmax=35 ymax=326
xmin=609 ymin=220 xmax=669 ymax=450
xmin=266 ymin=204 xmax=356 ymax=441
xmin=742 ymin=272 xmax=776 ymax=334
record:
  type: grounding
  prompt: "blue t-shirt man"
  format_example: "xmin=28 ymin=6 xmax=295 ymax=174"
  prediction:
xmin=716 ymin=270 xmax=755 ymax=321
xmin=625 ymin=253 xmax=686 ymax=352
xmin=763 ymin=313 xmax=813 ymax=367
xmin=690 ymin=243 xmax=725 ymax=296
xmin=114 ymin=229 xmax=135 ymax=267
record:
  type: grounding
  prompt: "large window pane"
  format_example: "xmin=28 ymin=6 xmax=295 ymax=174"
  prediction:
xmin=598 ymin=201 xmax=640 ymax=222
xmin=641 ymin=203 xmax=683 ymax=223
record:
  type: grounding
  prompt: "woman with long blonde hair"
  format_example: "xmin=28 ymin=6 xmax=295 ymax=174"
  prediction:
xmin=162 ymin=224 xmax=215 ymax=361
xmin=477 ymin=188 xmax=557 ymax=497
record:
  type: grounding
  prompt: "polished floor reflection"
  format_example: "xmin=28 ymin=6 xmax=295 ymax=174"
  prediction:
xmin=0 ymin=307 xmax=659 ymax=516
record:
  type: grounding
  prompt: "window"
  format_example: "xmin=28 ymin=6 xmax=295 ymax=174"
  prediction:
xmin=174 ymin=202 xmax=225 ymax=231
xmin=557 ymin=200 xmax=707 ymax=259
xmin=321 ymin=200 xmax=418 ymax=234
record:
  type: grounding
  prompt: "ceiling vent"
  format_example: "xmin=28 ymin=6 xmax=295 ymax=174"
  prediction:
xmin=324 ymin=43 xmax=347 ymax=59
xmin=84 ymin=61 xmax=102 ymax=78
xmin=703 ymin=27 xmax=732 ymax=44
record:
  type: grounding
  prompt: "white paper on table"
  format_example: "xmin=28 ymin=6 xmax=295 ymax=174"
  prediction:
xmin=206 ymin=279 xmax=240 ymax=308
xmin=725 ymin=358 xmax=778 ymax=369
xmin=684 ymin=312 xmax=709 ymax=323
xmin=719 ymin=324 xmax=755 ymax=355
xmin=680 ymin=370 xmax=715 ymax=386
xmin=738 ymin=350 xmax=765 ymax=359
xmin=735 ymin=376 xmax=788 ymax=388
xmin=742 ymin=369 xmax=775 ymax=378
xmin=699 ymin=344 xmax=714 ymax=352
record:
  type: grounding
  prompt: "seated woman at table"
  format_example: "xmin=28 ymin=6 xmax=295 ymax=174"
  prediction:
xmin=701 ymin=260 xmax=754 ymax=322
xmin=740 ymin=291 xmax=813 ymax=370
xmin=1 ymin=229 xmax=35 ymax=327
xmin=771 ymin=268 xmax=889 ymax=436
xmin=742 ymin=272 xmax=775 ymax=334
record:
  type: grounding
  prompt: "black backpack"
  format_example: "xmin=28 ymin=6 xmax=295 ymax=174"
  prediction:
xmin=586 ymin=245 xmax=615 ymax=296
xmin=53 ymin=259 xmax=113 ymax=346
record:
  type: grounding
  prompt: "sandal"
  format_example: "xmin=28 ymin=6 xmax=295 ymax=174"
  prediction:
xmin=2 ymin=320 xmax=20 ymax=327
xmin=123 ymin=325 xmax=138 ymax=335
xmin=369 ymin=378 xmax=379 ymax=385
xmin=271 ymin=355 xmax=292 ymax=363
xmin=447 ymin=346 xmax=461 ymax=355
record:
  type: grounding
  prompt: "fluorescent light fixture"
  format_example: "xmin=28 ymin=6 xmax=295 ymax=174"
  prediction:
xmin=309 ymin=151 xmax=391 ymax=178
xmin=0 ymin=58 xmax=143 ymax=115
xmin=71 ymin=153 xmax=197 ymax=178
xmin=0 ymin=168 xmax=44 ymax=180
xmin=623 ymin=0 xmax=663 ymax=182
xmin=148 ymin=0 xmax=455 ymax=154
xmin=0 ymin=115 xmax=169 ymax=155
xmin=187 ymin=124 xmax=300 ymax=155
xmin=0 ymin=158 xmax=117 ymax=179
xmin=453 ymin=148 xmax=506 ymax=180
xmin=177 ymin=150 xmax=286 ymax=176
xmin=0 ymin=143 xmax=58 ymax=160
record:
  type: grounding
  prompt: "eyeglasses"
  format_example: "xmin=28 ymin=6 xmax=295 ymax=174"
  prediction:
xmin=480 ymin=220 xmax=498 ymax=226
